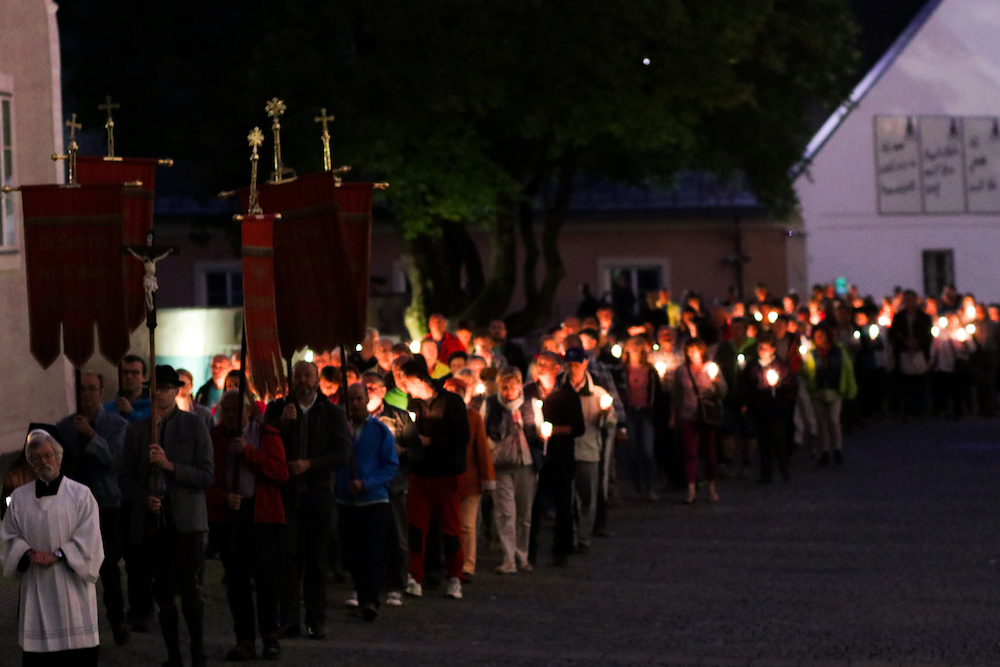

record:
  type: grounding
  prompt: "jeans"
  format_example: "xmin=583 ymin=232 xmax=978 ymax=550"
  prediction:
xmin=626 ymin=408 xmax=655 ymax=495
xmin=811 ymin=396 xmax=843 ymax=454
xmin=339 ymin=502 xmax=390 ymax=608
xmin=573 ymin=461 xmax=599 ymax=547
xmin=680 ymin=420 xmax=717 ymax=484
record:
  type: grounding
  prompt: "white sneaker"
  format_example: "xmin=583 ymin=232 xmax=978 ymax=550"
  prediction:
xmin=445 ymin=576 xmax=462 ymax=599
xmin=385 ymin=591 xmax=403 ymax=607
xmin=405 ymin=574 xmax=422 ymax=597
xmin=344 ymin=591 xmax=359 ymax=607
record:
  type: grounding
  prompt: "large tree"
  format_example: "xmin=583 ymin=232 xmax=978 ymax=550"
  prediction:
xmin=58 ymin=0 xmax=858 ymax=336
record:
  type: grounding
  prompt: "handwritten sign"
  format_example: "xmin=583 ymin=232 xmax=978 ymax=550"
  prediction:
xmin=964 ymin=117 xmax=1000 ymax=213
xmin=875 ymin=116 xmax=921 ymax=214
xmin=875 ymin=115 xmax=1000 ymax=214
xmin=920 ymin=116 xmax=965 ymax=214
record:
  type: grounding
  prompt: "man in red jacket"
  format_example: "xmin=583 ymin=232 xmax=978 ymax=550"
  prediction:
xmin=206 ymin=391 xmax=288 ymax=661
xmin=424 ymin=313 xmax=467 ymax=363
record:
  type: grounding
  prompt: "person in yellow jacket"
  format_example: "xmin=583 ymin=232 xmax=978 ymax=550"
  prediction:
xmin=799 ymin=325 xmax=857 ymax=466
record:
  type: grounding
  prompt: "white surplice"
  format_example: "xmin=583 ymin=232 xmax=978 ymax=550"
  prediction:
xmin=0 ymin=476 xmax=104 ymax=652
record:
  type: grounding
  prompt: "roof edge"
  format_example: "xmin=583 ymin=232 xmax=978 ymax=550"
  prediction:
xmin=791 ymin=0 xmax=947 ymax=181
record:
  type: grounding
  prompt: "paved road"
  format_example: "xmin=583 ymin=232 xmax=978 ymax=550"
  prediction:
xmin=3 ymin=417 xmax=1000 ymax=666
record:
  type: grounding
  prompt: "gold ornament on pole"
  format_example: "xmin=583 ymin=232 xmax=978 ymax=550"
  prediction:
xmin=98 ymin=95 xmax=120 ymax=158
xmin=265 ymin=97 xmax=287 ymax=182
xmin=247 ymin=126 xmax=265 ymax=216
xmin=314 ymin=108 xmax=334 ymax=172
xmin=65 ymin=113 xmax=82 ymax=184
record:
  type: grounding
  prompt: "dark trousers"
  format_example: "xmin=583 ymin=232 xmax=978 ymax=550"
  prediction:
xmin=278 ymin=493 xmax=331 ymax=630
xmin=210 ymin=500 xmax=281 ymax=646
xmin=529 ymin=450 xmax=575 ymax=561
xmin=384 ymin=491 xmax=409 ymax=593
xmin=146 ymin=506 xmax=206 ymax=664
xmin=98 ymin=507 xmax=125 ymax=624
xmin=23 ymin=647 xmax=99 ymax=667
xmin=856 ymin=367 xmax=887 ymax=419
xmin=407 ymin=474 xmax=463 ymax=583
xmin=680 ymin=420 xmax=717 ymax=484
xmin=339 ymin=502 xmax=390 ymax=607
xmin=753 ymin=416 xmax=790 ymax=482
xmin=121 ymin=501 xmax=153 ymax=622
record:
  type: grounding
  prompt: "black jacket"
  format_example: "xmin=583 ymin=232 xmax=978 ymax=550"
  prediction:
xmin=263 ymin=392 xmax=352 ymax=499
xmin=409 ymin=389 xmax=470 ymax=477
xmin=524 ymin=381 xmax=586 ymax=460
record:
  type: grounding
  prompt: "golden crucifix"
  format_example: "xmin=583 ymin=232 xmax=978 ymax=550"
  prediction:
xmin=265 ymin=97 xmax=287 ymax=182
xmin=98 ymin=95 xmax=120 ymax=158
xmin=247 ymin=126 xmax=265 ymax=215
xmin=314 ymin=108 xmax=335 ymax=172
xmin=65 ymin=113 xmax=82 ymax=184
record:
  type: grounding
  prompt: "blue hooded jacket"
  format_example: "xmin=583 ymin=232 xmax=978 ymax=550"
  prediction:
xmin=335 ymin=416 xmax=399 ymax=505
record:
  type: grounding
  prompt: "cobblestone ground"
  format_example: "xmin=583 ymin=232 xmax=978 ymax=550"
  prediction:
xmin=4 ymin=417 xmax=1000 ymax=667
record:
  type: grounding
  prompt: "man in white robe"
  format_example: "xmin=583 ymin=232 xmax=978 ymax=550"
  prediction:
xmin=1 ymin=429 xmax=104 ymax=667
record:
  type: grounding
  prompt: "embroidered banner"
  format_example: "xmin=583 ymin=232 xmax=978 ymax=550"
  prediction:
xmin=76 ymin=156 xmax=158 ymax=332
xmin=19 ymin=184 xmax=130 ymax=368
xmin=240 ymin=214 xmax=286 ymax=401
xmin=238 ymin=172 xmax=373 ymax=357
xmin=328 ymin=183 xmax=372 ymax=343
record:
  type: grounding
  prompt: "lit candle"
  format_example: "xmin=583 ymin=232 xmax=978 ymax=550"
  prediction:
xmin=966 ymin=305 xmax=977 ymax=319
xmin=931 ymin=326 xmax=940 ymax=338
xmin=754 ymin=312 xmax=763 ymax=322
xmin=409 ymin=340 xmax=421 ymax=354
xmin=408 ymin=411 xmax=416 ymax=422
xmin=355 ymin=343 xmax=363 ymax=352
xmin=938 ymin=317 xmax=948 ymax=329
xmin=303 ymin=349 xmax=314 ymax=362
xmin=768 ymin=311 xmax=778 ymax=324
xmin=655 ymin=361 xmax=667 ymax=376
xmin=611 ymin=344 xmax=622 ymax=359
xmin=652 ymin=344 xmax=660 ymax=351
xmin=853 ymin=330 xmax=861 ymax=339
xmin=476 ymin=383 xmax=486 ymax=395
xmin=868 ymin=324 xmax=879 ymax=340
xmin=799 ymin=343 xmax=809 ymax=356
xmin=766 ymin=368 xmax=779 ymax=387
xmin=737 ymin=354 xmax=746 ymax=370
xmin=878 ymin=315 xmax=891 ymax=327
xmin=955 ymin=328 xmax=968 ymax=343
xmin=706 ymin=362 xmax=719 ymax=379
xmin=966 ymin=323 xmax=976 ymax=335
xmin=599 ymin=394 xmax=613 ymax=411
xmin=540 ymin=421 xmax=553 ymax=439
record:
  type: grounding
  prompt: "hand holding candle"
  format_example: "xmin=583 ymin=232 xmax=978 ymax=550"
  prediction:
xmin=540 ymin=421 xmax=553 ymax=439
xmin=655 ymin=361 xmax=667 ymax=377
xmin=706 ymin=362 xmax=719 ymax=380
xmin=599 ymin=394 xmax=613 ymax=411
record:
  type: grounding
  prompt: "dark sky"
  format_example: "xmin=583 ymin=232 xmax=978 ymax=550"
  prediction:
xmin=850 ymin=0 xmax=932 ymax=79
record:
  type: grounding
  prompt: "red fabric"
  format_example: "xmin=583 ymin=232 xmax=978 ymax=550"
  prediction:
xmin=19 ymin=184 xmax=130 ymax=368
xmin=407 ymin=473 xmax=464 ymax=582
xmin=424 ymin=331 xmax=467 ymax=362
xmin=206 ymin=423 xmax=289 ymax=524
xmin=76 ymin=157 xmax=157 ymax=332
xmin=237 ymin=172 xmax=373 ymax=355
xmin=241 ymin=214 xmax=286 ymax=400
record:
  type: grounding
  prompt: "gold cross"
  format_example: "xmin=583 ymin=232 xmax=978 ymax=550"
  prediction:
xmin=265 ymin=98 xmax=287 ymax=181
xmin=98 ymin=95 xmax=120 ymax=158
xmin=247 ymin=126 xmax=264 ymax=215
xmin=265 ymin=98 xmax=286 ymax=119
xmin=248 ymin=126 xmax=265 ymax=152
xmin=65 ymin=113 xmax=82 ymax=142
xmin=314 ymin=108 xmax=335 ymax=172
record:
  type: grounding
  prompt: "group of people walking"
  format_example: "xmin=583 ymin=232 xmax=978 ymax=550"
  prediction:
xmin=2 ymin=279 xmax=998 ymax=666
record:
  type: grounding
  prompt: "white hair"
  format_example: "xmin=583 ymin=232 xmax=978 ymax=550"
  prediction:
xmin=24 ymin=429 xmax=63 ymax=461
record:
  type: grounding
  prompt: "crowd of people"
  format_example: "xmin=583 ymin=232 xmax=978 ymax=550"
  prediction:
xmin=3 ymin=279 xmax=999 ymax=666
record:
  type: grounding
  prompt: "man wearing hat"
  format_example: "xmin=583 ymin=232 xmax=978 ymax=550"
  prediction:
xmin=120 ymin=365 xmax=214 ymax=667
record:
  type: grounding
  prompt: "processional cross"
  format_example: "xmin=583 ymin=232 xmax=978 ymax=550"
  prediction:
xmin=99 ymin=95 xmax=120 ymax=158
xmin=65 ymin=113 xmax=82 ymax=184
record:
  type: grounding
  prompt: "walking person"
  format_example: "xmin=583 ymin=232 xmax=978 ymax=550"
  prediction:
xmin=336 ymin=384 xmax=399 ymax=621
xmin=482 ymin=369 xmax=540 ymax=573
xmin=1 ymin=430 xmax=105 ymax=667
xmin=206 ymin=390 xmax=288 ymax=660
xmin=673 ymin=339 xmax=727 ymax=504
xmin=741 ymin=332 xmax=797 ymax=484
xmin=621 ymin=336 xmax=662 ymax=500
xmin=801 ymin=326 xmax=857 ymax=466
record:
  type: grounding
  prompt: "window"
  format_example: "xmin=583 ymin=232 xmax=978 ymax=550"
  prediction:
xmin=194 ymin=262 xmax=243 ymax=307
xmin=597 ymin=257 xmax=670 ymax=319
xmin=922 ymin=249 xmax=954 ymax=298
xmin=0 ymin=87 xmax=14 ymax=248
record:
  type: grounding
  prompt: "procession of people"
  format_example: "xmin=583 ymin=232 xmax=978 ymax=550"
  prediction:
xmin=3 ymin=277 xmax=999 ymax=666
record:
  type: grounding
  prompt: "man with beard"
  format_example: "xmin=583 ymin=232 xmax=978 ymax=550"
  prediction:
xmin=55 ymin=372 xmax=130 ymax=645
xmin=1 ymin=430 xmax=104 ymax=667
xmin=264 ymin=361 xmax=352 ymax=640
xmin=121 ymin=366 xmax=214 ymax=667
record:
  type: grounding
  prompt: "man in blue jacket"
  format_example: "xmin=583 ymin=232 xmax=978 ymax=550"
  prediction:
xmin=337 ymin=383 xmax=399 ymax=621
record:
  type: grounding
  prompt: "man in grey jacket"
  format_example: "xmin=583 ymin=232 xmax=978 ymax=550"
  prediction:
xmin=121 ymin=365 xmax=214 ymax=667
xmin=56 ymin=371 xmax=129 ymax=645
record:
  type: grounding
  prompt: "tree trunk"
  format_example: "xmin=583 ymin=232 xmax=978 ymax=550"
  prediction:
xmin=459 ymin=206 xmax=517 ymax=326
xmin=506 ymin=158 xmax=577 ymax=336
xmin=402 ymin=250 xmax=429 ymax=340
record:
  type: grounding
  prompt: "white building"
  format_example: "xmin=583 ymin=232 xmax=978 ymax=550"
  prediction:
xmin=795 ymin=0 xmax=1000 ymax=302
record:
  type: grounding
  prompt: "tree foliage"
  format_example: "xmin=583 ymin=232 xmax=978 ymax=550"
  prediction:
xmin=58 ymin=0 xmax=858 ymax=335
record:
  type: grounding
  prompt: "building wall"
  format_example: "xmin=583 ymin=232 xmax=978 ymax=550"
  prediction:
xmin=0 ymin=0 xmax=76 ymax=454
xmin=795 ymin=0 xmax=1000 ymax=301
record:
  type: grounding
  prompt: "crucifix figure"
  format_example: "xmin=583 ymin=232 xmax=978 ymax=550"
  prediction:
xmin=98 ymin=95 xmax=120 ymax=158
xmin=127 ymin=247 xmax=173 ymax=312
xmin=65 ymin=113 xmax=82 ymax=184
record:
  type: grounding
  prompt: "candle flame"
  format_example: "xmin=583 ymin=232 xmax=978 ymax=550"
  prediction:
xmin=706 ymin=362 xmax=719 ymax=379
xmin=540 ymin=421 xmax=553 ymax=439
xmin=766 ymin=368 xmax=779 ymax=387
xmin=599 ymin=394 xmax=613 ymax=410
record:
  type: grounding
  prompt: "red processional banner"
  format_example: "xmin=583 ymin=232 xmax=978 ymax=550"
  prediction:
xmin=19 ymin=183 xmax=130 ymax=369
xmin=76 ymin=156 xmax=158 ymax=332
xmin=238 ymin=172 xmax=373 ymax=358
xmin=240 ymin=214 xmax=286 ymax=401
